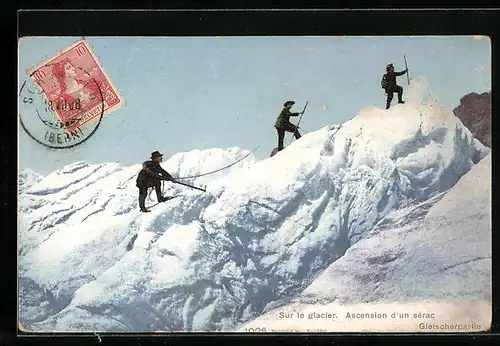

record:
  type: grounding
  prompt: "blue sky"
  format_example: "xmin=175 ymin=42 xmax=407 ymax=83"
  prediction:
xmin=18 ymin=36 xmax=491 ymax=174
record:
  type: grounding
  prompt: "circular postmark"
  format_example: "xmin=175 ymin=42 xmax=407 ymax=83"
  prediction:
xmin=19 ymin=60 xmax=105 ymax=149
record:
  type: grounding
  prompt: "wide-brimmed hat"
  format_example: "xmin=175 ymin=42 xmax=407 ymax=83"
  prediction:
xmin=283 ymin=100 xmax=295 ymax=107
xmin=151 ymin=151 xmax=163 ymax=158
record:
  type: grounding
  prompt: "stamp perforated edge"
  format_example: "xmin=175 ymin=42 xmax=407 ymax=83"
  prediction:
xmin=25 ymin=38 xmax=124 ymax=119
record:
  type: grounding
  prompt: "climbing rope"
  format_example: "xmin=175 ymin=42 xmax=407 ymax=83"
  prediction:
xmin=152 ymin=145 xmax=259 ymax=197
xmin=174 ymin=145 xmax=259 ymax=180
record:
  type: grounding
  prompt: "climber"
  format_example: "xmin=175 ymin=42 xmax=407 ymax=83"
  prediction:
xmin=136 ymin=151 xmax=177 ymax=213
xmin=382 ymin=63 xmax=408 ymax=109
xmin=274 ymin=100 xmax=303 ymax=152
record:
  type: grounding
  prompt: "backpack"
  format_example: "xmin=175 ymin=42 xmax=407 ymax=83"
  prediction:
xmin=381 ymin=74 xmax=388 ymax=89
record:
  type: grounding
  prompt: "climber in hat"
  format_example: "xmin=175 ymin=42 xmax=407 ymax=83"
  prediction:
xmin=383 ymin=63 xmax=408 ymax=109
xmin=136 ymin=151 xmax=177 ymax=213
xmin=274 ymin=100 xmax=303 ymax=152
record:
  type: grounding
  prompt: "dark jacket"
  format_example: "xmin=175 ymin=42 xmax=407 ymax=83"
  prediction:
xmin=136 ymin=160 xmax=173 ymax=188
xmin=384 ymin=70 xmax=407 ymax=91
xmin=275 ymin=108 xmax=301 ymax=128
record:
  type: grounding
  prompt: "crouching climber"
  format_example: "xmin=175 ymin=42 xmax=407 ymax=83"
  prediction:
xmin=136 ymin=151 xmax=177 ymax=213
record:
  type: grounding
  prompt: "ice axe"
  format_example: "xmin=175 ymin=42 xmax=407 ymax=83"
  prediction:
xmin=174 ymin=180 xmax=206 ymax=192
xmin=161 ymin=179 xmax=206 ymax=195
xmin=288 ymin=101 xmax=308 ymax=146
xmin=404 ymin=54 xmax=410 ymax=86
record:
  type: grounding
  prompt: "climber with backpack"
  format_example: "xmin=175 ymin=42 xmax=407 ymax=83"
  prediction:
xmin=381 ymin=62 xmax=409 ymax=109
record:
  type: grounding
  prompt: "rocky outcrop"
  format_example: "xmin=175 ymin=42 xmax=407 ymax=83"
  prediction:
xmin=453 ymin=91 xmax=491 ymax=147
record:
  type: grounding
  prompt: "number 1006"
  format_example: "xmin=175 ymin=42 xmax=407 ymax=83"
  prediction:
xmin=244 ymin=327 xmax=266 ymax=332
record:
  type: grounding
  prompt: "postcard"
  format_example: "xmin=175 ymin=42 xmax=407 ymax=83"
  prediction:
xmin=18 ymin=35 xmax=491 ymax=333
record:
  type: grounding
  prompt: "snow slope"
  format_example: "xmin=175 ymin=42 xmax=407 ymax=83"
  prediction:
xmin=18 ymin=78 xmax=490 ymax=332
xmin=18 ymin=168 xmax=44 ymax=195
xmin=239 ymin=153 xmax=491 ymax=332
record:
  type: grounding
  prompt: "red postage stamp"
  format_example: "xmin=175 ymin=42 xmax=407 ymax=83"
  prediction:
xmin=26 ymin=40 xmax=122 ymax=133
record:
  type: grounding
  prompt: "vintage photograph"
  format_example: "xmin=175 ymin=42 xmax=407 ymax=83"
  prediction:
xmin=18 ymin=35 xmax=491 ymax=333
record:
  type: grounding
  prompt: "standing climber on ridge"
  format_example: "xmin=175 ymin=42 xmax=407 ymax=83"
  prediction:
xmin=274 ymin=100 xmax=303 ymax=152
xmin=381 ymin=63 xmax=408 ymax=109
xmin=136 ymin=151 xmax=177 ymax=213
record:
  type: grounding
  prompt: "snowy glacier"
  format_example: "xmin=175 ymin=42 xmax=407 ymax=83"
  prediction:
xmin=239 ymin=153 xmax=491 ymax=332
xmin=18 ymin=168 xmax=44 ymax=195
xmin=18 ymin=78 xmax=490 ymax=332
